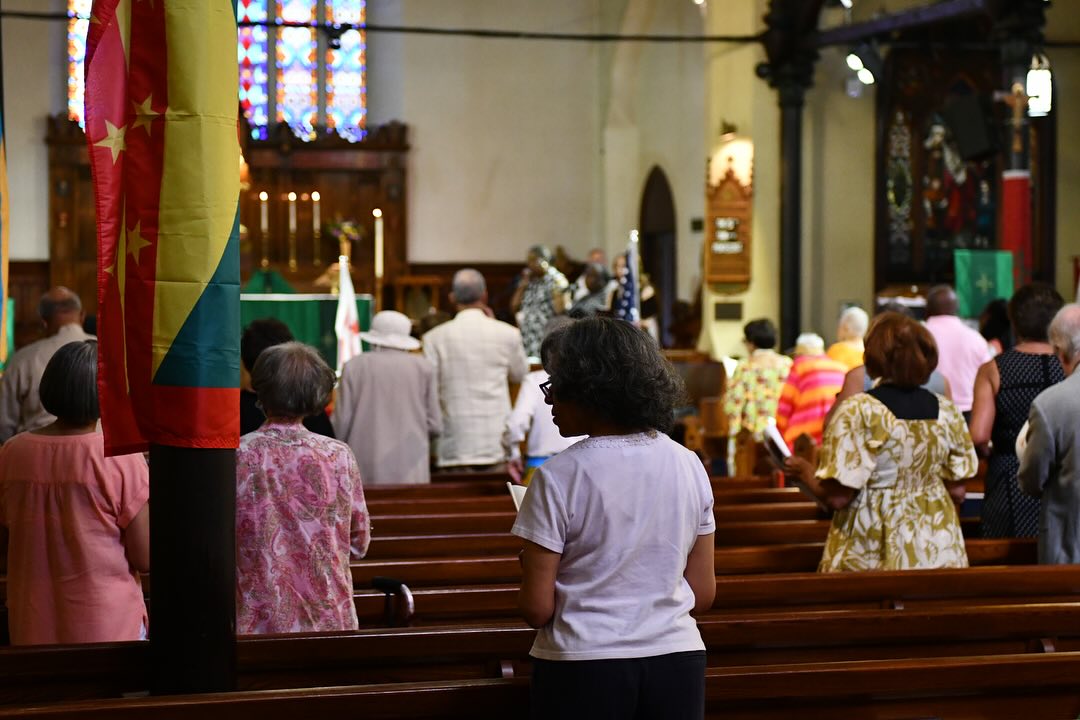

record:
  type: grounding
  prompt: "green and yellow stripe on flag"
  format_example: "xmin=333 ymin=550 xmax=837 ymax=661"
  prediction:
xmin=0 ymin=110 xmax=9 ymax=369
xmin=954 ymin=249 xmax=1014 ymax=319
xmin=86 ymin=0 xmax=240 ymax=455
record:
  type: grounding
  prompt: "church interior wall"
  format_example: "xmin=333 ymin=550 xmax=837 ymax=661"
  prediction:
xmin=699 ymin=0 xmax=782 ymax=358
xmin=3 ymin=0 xmax=67 ymax=262
xmin=0 ymin=0 xmax=1073 ymax=328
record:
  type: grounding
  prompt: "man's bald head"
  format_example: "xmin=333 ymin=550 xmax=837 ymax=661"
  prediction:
xmin=39 ymin=287 xmax=83 ymax=334
xmin=925 ymin=285 xmax=958 ymax=318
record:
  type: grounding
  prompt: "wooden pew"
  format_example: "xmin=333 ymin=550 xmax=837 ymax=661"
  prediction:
xmin=5 ymin=600 xmax=1080 ymax=707
xmin=365 ymin=486 xmax=809 ymax=516
xmin=352 ymin=539 xmax=1037 ymax=586
xmin=4 ymin=650 xmax=1080 ymax=718
xmin=350 ymin=564 xmax=1080 ymax=626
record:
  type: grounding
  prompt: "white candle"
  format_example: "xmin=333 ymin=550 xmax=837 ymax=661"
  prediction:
xmin=258 ymin=191 xmax=268 ymax=235
xmin=287 ymin=191 xmax=297 ymax=234
xmin=311 ymin=191 xmax=321 ymax=233
xmin=373 ymin=208 xmax=384 ymax=280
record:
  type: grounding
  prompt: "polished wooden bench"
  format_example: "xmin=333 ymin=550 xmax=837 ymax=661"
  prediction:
xmin=5 ymin=599 xmax=1080 ymax=706
xmin=365 ymin=486 xmax=808 ymax=516
xmin=352 ymin=538 xmax=1037 ymax=586
xmin=4 ymin=651 xmax=1080 ymax=718
xmin=352 ymin=564 xmax=1080 ymax=626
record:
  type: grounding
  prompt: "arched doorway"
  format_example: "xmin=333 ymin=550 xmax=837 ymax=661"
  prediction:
xmin=639 ymin=166 xmax=677 ymax=347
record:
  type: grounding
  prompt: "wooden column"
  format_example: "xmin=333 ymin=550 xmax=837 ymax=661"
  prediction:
xmin=758 ymin=0 xmax=823 ymax=351
xmin=149 ymin=445 xmax=236 ymax=695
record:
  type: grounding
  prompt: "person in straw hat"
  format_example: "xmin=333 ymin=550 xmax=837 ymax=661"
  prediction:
xmin=333 ymin=310 xmax=442 ymax=485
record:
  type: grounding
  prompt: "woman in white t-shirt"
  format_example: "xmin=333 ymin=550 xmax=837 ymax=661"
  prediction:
xmin=511 ymin=316 xmax=716 ymax=719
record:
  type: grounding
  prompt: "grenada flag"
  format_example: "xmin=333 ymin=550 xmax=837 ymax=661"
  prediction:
xmin=86 ymin=0 xmax=240 ymax=455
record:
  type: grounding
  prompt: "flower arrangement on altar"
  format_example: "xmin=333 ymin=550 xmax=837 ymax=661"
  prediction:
xmin=328 ymin=217 xmax=362 ymax=260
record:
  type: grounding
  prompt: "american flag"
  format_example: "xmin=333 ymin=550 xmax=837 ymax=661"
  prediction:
xmin=614 ymin=241 xmax=640 ymax=324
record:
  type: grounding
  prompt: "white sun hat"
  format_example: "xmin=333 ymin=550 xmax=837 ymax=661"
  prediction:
xmin=359 ymin=310 xmax=420 ymax=351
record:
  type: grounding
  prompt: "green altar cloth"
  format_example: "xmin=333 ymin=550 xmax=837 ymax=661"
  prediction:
xmin=240 ymin=293 xmax=373 ymax=368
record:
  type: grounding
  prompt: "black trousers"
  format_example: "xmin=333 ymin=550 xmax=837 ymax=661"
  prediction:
xmin=530 ymin=650 xmax=706 ymax=719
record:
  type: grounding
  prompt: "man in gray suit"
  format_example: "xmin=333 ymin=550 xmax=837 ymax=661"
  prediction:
xmin=1019 ymin=303 xmax=1080 ymax=564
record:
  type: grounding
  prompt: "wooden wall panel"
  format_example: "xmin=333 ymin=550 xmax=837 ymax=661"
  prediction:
xmin=9 ymin=261 xmax=51 ymax=350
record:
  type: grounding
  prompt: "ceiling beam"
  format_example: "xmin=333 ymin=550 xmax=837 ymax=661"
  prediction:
xmin=811 ymin=0 xmax=991 ymax=48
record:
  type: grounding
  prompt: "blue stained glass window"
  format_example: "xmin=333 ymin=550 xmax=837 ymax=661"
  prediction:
xmin=238 ymin=0 xmax=271 ymax=139
xmin=276 ymin=0 xmax=318 ymax=139
xmin=326 ymin=1 xmax=367 ymax=142
xmin=69 ymin=1 xmax=368 ymax=142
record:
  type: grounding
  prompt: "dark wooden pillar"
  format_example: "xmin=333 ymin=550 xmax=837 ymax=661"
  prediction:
xmin=149 ymin=445 xmax=237 ymax=695
xmin=757 ymin=0 xmax=823 ymax=351
xmin=776 ymin=74 xmax=811 ymax=352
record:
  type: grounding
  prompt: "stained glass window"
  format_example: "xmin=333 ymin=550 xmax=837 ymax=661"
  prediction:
xmin=67 ymin=0 xmax=367 ymax=142
xmin=238 ymin=0 xmax=271 ymax=140
xmin=276 ymin=0 xmax=318 ymax=139
xmin=67 ymin=0 xmax=94 ymax=128
xmin=326 ymin=0 xmax=367 ymax=142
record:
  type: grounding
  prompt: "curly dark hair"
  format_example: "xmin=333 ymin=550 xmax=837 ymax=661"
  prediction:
xmin=540 ymin=316 xmax=684 ymax=433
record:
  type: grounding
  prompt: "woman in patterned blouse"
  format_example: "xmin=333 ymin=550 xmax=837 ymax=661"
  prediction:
xmin=723 ymin=319 xmax=792 ymax=439
xmin=785 ymin=313 xmax=977 ymax=571
xmin=236 ymin=342 xmax=370 ymax=634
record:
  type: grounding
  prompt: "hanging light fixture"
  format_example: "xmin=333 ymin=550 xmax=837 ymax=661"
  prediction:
xmin=846 ymin=42 xmax=883 ymax=86
xmin=1027 ymin=52 xmax=1052 ymax=117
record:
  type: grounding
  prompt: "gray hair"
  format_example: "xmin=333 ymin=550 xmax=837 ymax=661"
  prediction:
xmin=251 ymin=342 xmax=335 ymax=419
xmin=39 ymin=288 xmax=82 ymax=322
xmin=794 ymin=332 xmax=825 ymax=356
xmin=451 ymin=269 xmax=487 ymax=306
xmin=837 ymin=306 xmax=869 ymax=341
xmin=1048 ymin=304 xmax=1080 ymax=365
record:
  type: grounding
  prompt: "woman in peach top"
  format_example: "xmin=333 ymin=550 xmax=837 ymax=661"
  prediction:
xmin=0 ymin=340 xmax=150 ymax=645
xmin=236 ymin=342 xmax=370 ymax=634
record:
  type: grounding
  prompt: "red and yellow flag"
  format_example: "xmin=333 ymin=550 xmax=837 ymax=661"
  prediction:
xmin=86 ymin=0 xmax=240 ymax=455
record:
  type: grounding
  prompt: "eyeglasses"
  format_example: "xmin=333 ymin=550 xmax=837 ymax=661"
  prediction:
xmin=539 ymin=380 xmax=553 ymax=400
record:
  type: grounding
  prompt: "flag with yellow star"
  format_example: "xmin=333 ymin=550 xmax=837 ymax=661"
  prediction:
xmin=86 ymin=0 xmax=240 ymax=455
xmin=954 ymin=249 xmax=1014 ymax=319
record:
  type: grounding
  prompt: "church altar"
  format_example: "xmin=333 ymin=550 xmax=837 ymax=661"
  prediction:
xmin=240 ymin=293 xmax=373 ymax=369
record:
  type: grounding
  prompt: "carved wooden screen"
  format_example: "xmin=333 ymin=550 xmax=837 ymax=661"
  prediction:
xmin=704 ymin=167 xmax=753 ymax=287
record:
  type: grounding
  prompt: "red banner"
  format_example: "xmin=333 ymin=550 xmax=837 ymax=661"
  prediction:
xmin=1000 ymin=169 xmax=1031 ymax=287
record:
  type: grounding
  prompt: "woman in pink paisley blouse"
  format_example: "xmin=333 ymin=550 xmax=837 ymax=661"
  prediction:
xmin=236 ymin=342 xmax=370 ymax=634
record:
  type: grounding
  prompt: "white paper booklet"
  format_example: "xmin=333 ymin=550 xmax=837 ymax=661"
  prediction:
xmin=507 ymin=482 xmax=528 ymax=511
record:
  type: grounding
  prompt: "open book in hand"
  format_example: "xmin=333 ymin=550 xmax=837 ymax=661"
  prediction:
xmin=507 ymin=482 xmax=528 ymax=512
xmin=764 ymin=420 xmax=830 ymax=513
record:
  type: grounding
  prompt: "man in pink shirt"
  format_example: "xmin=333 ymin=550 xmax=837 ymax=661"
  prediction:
xmin=924 ymin=285 xmax=992 ymax=415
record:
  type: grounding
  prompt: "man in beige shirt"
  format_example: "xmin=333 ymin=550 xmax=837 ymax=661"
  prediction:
xmin=423 ymin=269 xmax=529 ymax=468
xmin=0 ymin=287 xmax=93 ymax=442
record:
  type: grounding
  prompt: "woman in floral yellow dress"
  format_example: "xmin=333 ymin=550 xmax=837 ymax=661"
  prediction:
xmin=787 ymin=312 xmax=977 ymax=572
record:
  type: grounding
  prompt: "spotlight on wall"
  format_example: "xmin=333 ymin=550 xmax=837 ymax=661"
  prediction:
xmin=846 ymin=42 xmax=884 ymax=86
xmin=1027 ymin=53 xmax=1052 ymax=117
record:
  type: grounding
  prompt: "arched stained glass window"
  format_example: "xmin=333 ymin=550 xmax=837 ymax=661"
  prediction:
xmin=67 ymin=0 xmax=367 ymax=142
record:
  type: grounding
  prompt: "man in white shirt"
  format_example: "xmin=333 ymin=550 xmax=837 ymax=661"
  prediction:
xmin=424 ymin=269 xmax=529 ymax=469
xmin=924 ymin=285 xmax=991 ymax=416
xmin=0 ymin=287 xmax=93 ymax=442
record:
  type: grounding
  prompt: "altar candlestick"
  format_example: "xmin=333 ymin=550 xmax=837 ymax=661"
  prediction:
xmin=311 ymin=191 xmax=322 ymax=266
xmin=287 ymin=192 xmax=298 ymax=270
xmin=258 ymin=191 xmax=269 ymax=268
xmin=373 ymin=208 xmax=384 ymax=280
